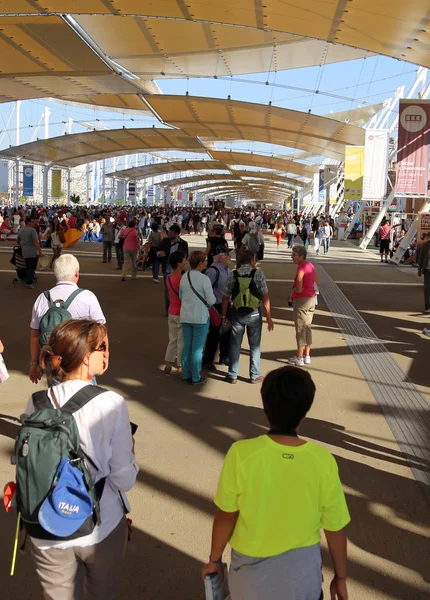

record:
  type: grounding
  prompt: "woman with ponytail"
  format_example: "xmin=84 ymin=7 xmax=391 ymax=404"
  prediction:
xmin=27 ymin=319 xmax=139 ymax=600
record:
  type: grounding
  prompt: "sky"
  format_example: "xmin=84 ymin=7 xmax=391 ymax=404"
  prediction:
xmin=0 ymin=55 xmax=424 ymax=169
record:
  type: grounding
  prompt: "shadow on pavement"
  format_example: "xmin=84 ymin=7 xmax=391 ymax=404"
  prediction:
xmin=1 ymin=267 xmax=429 ymax=599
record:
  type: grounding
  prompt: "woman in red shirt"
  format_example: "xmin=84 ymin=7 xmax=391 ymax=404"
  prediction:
xmin=164 ymin=251 xmax=187 ymax=374
xmin=288 ymin=245 xmax=320 ymax=367
xmin=120 ymin=220 xmax=140 ymax=281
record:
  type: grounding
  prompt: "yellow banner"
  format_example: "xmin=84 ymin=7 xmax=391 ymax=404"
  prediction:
xmin=51 ymin=169 xmax=62 ymax=198
xmin=344 ymin=147 xmax=364 ymax=200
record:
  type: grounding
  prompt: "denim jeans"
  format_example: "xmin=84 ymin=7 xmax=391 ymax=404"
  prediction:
xmin=228 ymin=309 xmax=262 ymax=380
xmin=25 ymin=256 xmax=38 ymax=285
xmin=152 ymin=259 xmax=160 ymax=280
xmin=314 ymin=237 xmax=321 ymax=253
xmin=323 ymin=238 xmax=330 ymax=254
xmin=181 ymin=320 xmax=210 ymax=383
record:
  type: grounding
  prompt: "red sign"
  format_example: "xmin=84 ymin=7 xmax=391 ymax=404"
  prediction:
xmin=396 ymin=100 xmax=430 ymax=195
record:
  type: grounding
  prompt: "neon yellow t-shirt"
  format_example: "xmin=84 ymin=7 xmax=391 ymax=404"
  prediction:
xmin=214 ymin=435 xmax=350 ymax=558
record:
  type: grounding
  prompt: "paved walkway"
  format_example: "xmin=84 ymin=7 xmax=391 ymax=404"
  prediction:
xmin=0 ymin=234 xmax=429 ymax=599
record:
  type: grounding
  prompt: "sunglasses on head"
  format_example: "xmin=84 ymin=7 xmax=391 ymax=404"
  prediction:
xmin=94 ymin=341 xmax=107 ymax=353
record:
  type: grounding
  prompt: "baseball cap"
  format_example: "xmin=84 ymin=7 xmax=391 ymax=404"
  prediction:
xmin=213 ymin=244 xmax=230 ymax=256
xmin=38 ymin=458 xmax=93 ymax=537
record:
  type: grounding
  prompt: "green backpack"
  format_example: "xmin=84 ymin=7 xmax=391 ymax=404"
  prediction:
xmin=39 ymin=289 xmax=84 ymax=346
xmin=232 ymin=269 xmax=261 ymax=314
xmin=13 ymin=385 xmax=106 ymax=540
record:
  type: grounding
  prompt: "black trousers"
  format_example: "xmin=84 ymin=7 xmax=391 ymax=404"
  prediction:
xmin=25 ymin=256 xmax=38 ymax=285
xmin=203 ymin=303 xmax=231 ymax=364
xmin=114 ymin=243 xmax=124 ymax=268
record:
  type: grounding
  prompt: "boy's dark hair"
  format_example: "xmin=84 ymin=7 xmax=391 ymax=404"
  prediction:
xmin=169 ymin=250 xmax=186 ymax=270
xmin=261 ymin=367 xmax=316 ymax=430
xmin=213 ymin=225 xmax=223 ymax=236
xmin=169 ymin=224 xmax=181 ymax=235
xmin=237 ymin=248 xmax=255 ymax=267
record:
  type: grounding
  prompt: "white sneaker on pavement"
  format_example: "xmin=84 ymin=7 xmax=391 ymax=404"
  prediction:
xmin=288 ymin=356 xmax=305 ymax=367
xmin=153 ymin=279 xmax=160 ymax=284
xmin=304 ymin=356 xmax=311 ymax=365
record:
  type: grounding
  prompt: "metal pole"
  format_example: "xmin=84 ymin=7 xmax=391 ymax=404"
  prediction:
xmin=42 ymin=165 xmax=49 ymax=209
xmin=359 ymin=188 xmax=396 ymax=250
xmin=102 ymin=160 xmax=106 ymax=206
xmin=343 ymin=200 xmax=367 ymax=240
xmin=391 ymin=199 xmax=430 ymax=264
xmin=67 ymin=168 xmax=71 ymax=204
xmin=14 ymin=158 xmax=19 ymax=208
xmin=44 ymin=106 xmax=50 ymax=139
xmin=86 ymin=164 xmax=90 ymax=204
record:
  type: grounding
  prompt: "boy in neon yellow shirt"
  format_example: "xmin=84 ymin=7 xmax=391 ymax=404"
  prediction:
xmin=202 ymin=366 xmax=350 ymax=600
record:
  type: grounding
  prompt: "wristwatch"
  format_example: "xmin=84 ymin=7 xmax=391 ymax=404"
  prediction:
xmin=30 ymin=361 xmax=38 ymax=366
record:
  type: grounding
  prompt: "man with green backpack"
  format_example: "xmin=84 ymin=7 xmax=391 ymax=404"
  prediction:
xmin=29 ymin=254 xmax=105 ymax=385
xmin=221 ymin=249 xmax=274 ymax=384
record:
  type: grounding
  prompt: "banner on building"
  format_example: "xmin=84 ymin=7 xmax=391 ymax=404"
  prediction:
xmin=51 ymin=169 xmax=62 ymax=198
xmin=318 ymin=170 xmax=325 ymax=202
xmin=396 ymin=100 xmax=430 ymax=195
xmin=23 ymin=165 xmax=34 ymax=196
xmin=344 ymin=147 xmax=365 ymax=200
xmin=313 ymin=173 xmax=319 ymax=203
xmin=0 ymin=161 xmax=8 ymax=195
xmin=363 ymin=129 xmax=389 ymax=199
xmin=324 ymin=167 xmax=337 ymax=204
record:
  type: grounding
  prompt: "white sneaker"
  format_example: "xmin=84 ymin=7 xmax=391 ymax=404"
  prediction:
xmin=304 ymin=356 xmax=311 ymax=365
xmin=153 ymin=279 xmax=160 ymax=284
xmin=288 ymin=356 xmax=304 ymax=367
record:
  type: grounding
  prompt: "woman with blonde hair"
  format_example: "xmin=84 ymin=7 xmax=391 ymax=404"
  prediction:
xmin=26 ymin=319 xmax=138 ymax=600
xmin=180 ymin=250 xmax=216 ymax=385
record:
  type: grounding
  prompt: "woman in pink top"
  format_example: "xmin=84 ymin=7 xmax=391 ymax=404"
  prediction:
xmin=164 ymin=251 xmax=187 ymax=374
xmin=379 ymin=218 xmax=401 ymax=263
xmin=288 ymin=245 xmax=320 ymax=367
xmin=120 ymin=220 xmax=140 ymax=281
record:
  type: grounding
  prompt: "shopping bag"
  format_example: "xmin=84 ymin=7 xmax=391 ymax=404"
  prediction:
xmin=0 ymin=354 xmax=9 ymax=383
xmin=204 ymin=564 xmax=230 ymax=600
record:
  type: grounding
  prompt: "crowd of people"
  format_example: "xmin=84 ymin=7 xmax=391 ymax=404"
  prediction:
xmin=0 ymin=244 xmax=346 ymax=599
xmin=1 ymin=199 xmax=429 ymax=600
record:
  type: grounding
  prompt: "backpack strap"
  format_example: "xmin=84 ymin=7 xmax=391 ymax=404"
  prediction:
xmin=43 ymin=291 xmax=53 ymax=305
xmin=167 ymin=276 xmax=180 ymax=298
xmin=62 ymin=385 xmax=106 ymax=414
xmin=62 ymin=288 xmax=84 ymax=310
xmin=32 ymin=390 xmax=53 ymax=410
xmin=206 ymin=265 xmax=220 ymax=289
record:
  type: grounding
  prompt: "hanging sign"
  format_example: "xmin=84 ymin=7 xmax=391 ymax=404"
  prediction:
xmin=23 ymin=165 xmax=34 ymax=196
xmin=51 ymin=169 xmax=62 ymax=198
xmin=344 ymin=147 xmax=365 ymax=200
xmin=363 ymin=129 xmax=389 ymax=199
xmin=128 ymin=181 xmax=136 ymax=198
xmin=396 ymin=100 xmax=430 ymax=195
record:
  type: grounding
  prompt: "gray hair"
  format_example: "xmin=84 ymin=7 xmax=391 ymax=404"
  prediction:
xmin=53 ymin=254 xmax=80 ymax=281
xmin=292 ymin=245 xmax=307 ymax=259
